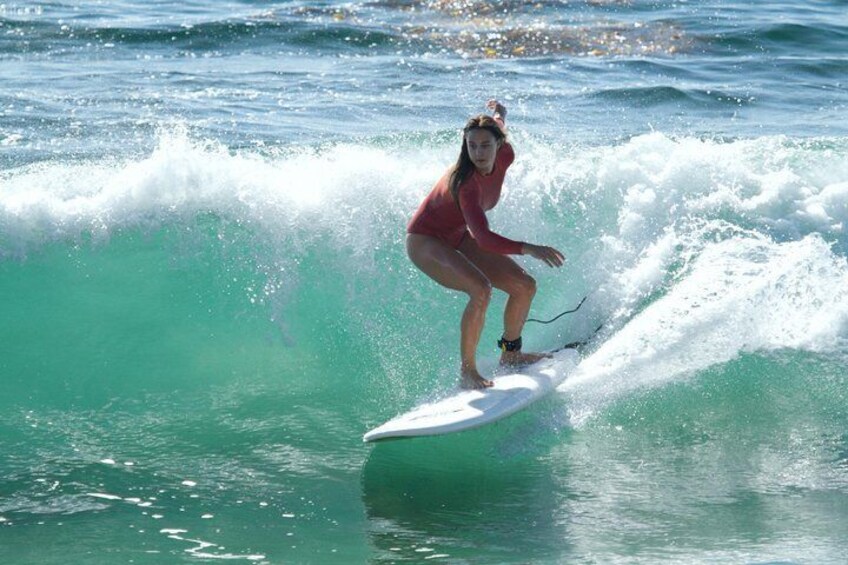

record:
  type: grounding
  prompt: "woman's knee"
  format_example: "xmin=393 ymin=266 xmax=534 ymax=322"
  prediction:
xmin=467 ymin=277 xmax=493 ymax=307
xmin=513 ymin=273 xmax=537 ymax=300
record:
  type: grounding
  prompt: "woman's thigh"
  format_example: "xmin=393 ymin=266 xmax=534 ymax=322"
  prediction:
xmin=406 ymin=234 xmax=490 ymax=295
xmin=457 ymin=235 xmax=534 ymax=295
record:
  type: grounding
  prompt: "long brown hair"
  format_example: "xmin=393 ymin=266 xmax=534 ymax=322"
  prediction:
xmin=449 ymin=115 xmax=507 ymax=203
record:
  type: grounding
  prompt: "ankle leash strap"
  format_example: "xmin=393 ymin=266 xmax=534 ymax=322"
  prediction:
xmin=497 ymin=336 xmax=522 ymax=352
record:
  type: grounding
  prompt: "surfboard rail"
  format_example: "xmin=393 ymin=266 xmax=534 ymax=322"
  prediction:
xmin=363 ymin=348 xmax=579 ymax=442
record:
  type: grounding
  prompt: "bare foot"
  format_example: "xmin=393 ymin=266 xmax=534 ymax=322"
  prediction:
xmin=461 ymin=368 xmax=494 ymax=390
xmin=500 ymin=350 xmax=551 ymax=368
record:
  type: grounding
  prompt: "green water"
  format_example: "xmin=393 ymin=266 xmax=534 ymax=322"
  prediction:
xmin=2 ymin=220 xmax=847 ymax=563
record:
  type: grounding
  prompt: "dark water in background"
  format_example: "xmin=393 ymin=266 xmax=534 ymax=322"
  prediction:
xmin=2 ymin=1 xmax=848 ymax=563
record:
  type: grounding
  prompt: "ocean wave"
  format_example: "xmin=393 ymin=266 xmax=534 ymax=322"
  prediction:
xmin=760 ymin=21 xmax=848 ymax=47
xmin=0 ymin=128 xmax=442 ymax=259
xmin=563 ymin=233 xmax=848 ymax=422
xmin=4 ymin=130 xmax=848 ymax=395
xmin=711 ymin=20 xmax=848 ymax=55
xmin=0 ymin=17 xmax=395 ymax=56
xmin=587 ymin=85 xmax=753 ymax=108
xmin=3 ymin=129 xmax=848 ymax=255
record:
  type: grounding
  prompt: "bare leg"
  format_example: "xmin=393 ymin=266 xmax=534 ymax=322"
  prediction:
xmin=458 ymin=236 xmax=551 ymax=367
xmin=459 ymin=289 xmax=490 ymax=387
xmin=406 ymin=234 xmax=494 ymax=389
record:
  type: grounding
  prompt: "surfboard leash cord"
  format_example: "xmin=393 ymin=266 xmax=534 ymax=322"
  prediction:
xmin=526 ymin=294 xmax=588 ymax=325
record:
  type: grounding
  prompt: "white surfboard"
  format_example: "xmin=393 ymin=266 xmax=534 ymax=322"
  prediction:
xmin=363 ymin=348 xmax=579 ymax=442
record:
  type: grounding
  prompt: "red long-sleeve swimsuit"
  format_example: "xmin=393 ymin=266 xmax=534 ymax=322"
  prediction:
xmin=407 ymin=140 xmax=524 ymax=255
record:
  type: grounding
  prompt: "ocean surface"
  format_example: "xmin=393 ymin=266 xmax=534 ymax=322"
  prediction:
xmin=2 ymin=1 xmax=848 ymax=563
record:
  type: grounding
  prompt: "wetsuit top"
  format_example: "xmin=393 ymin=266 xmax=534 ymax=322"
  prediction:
xmin=407 ymin=127 xmax=524 ymax=255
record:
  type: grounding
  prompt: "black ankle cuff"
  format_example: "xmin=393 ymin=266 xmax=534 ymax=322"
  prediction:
xmin=497 ymin=336 xmax=522 ymax=352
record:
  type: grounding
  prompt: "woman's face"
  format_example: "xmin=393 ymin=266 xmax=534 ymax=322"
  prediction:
xmin=465 ymin=128 xmax=500 ymax=174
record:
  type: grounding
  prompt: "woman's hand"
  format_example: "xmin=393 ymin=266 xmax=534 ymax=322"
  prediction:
xmin=487 ymin=99 xmax=507 ymax=119
xmin=522 ymin=243 xmax=565 ymax=267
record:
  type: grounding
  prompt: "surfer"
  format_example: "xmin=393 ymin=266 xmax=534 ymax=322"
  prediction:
xmin=406 ymin=100 xmax=566 ymax=390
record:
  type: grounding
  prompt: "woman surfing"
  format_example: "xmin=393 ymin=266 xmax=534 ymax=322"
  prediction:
xmin=407 ymin=100 xmax=565 ymax=390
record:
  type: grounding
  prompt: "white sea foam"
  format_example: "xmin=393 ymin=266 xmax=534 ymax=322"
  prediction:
xmin=0 ymin=127 xmax=443 ymax=258
xmin=86 ymin=492 xmax=123 ymax=501
xmin=560 ymin=233 xmax=848 ymax=424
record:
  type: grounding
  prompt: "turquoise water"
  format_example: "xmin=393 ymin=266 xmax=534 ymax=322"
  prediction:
xmin=3 ymin=1 xmax=848 ymax=563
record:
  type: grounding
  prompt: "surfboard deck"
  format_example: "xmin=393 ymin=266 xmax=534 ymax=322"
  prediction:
xmin=363 ymin=348 xmax=579 ymax=443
